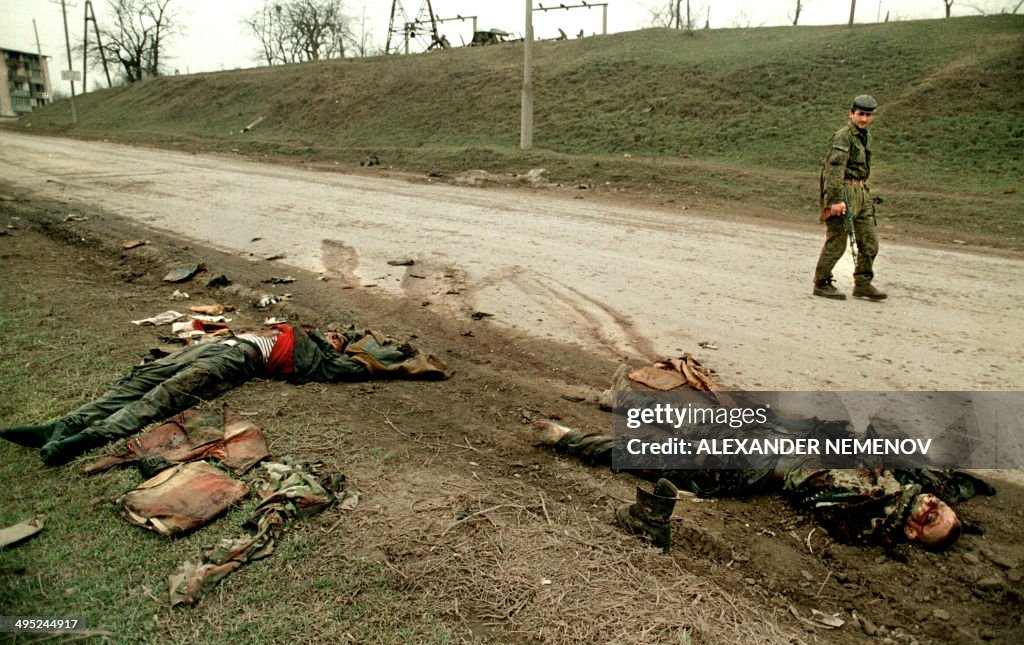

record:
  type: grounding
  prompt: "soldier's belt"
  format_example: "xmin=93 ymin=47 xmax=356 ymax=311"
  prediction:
xmin=842 ymin=179 xmax=865 ymax=186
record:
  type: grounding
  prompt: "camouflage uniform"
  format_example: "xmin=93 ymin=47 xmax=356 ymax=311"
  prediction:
xmin=549 ymin=429 xmax=992 ymax=546
xmin=58 ymin=341 xmax=262 ymax=444
xmin=813 ymin=119 xmax=880 ymax=287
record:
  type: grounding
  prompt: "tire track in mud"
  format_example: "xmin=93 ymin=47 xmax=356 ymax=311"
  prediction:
xmin=455 ymin=267 xmax=658 ymax=360
xmin=320 ymin=240 xmax=361 ymax=287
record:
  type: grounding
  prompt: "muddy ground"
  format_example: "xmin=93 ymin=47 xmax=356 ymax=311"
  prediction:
xmin=1 ymin=185 xmax=1022 ymax=644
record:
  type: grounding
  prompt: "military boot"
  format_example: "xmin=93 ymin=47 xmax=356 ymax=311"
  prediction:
xmin=616 ymin=478 xmax=679 ymax=551
xmin=813 ymin=279 xmax=846 ymax=300
xmin=39 ymin=432 xmax=108 ymax=467
xmin=0 ymin=420 xmax=75 ymax=449
xmin=852 ymin=283 xmax=888 ymax=300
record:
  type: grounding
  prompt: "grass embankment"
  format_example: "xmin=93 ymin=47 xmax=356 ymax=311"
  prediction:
xmin=14 ymin=15 xmax=1024 ymax=248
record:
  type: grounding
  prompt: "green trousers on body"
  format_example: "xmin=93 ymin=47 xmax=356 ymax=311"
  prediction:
xmin=57 ymin=342 xmax=260 ymax=443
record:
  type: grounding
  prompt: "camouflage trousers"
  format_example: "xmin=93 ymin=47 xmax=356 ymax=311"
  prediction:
xmin=813 ymin=184 xmax=879 ymax=286
xmin=553 ymin=430 xmax=774 ymax=497
xmin=59 ymin=342 xmax=260 ymax=443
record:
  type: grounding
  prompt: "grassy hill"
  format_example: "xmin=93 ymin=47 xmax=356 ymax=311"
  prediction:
xmin=12 ymin=15 xmax=1024 ymax=248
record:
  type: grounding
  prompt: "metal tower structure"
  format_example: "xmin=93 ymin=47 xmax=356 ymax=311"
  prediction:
xmin=386 ymin=0 xmax=442 ymax=55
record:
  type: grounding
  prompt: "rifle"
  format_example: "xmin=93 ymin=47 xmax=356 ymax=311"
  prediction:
xmin=842 ymin=186 xmax=858 ymax=265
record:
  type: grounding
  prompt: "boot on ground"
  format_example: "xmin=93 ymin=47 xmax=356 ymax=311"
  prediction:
xmin=1 ymin=420 xmax=72 ymax=449
xmin=598 ymin=364 xmax=632 ymax=411
xmin=616 ymin=478 xmax=679 ymax=550
xmin=813 ymin=279 xmax=846 ymax=300
xmin=39 ymin=432 xmax=108 ymax=467
xmin=852 ymin=283 xmax=888 ymax=300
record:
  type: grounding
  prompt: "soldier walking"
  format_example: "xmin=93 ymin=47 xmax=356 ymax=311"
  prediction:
xmin=813 ymin=95 xmax=888 ymax=301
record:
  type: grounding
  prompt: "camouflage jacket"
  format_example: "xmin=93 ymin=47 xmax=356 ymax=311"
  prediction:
xmin=783 ymin=468 xmax=919 ymax=546
xmin=820 ymin=120 xmax=872 ymax=211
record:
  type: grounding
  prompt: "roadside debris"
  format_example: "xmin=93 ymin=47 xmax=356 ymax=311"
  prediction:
xmin=189 ymin=304 xmax=235 ymax=316
xmin=240 ymin=115 xmax=265 ymax=133
xmin=598 ymin=355 xmax=731 ymax=408
xmin=360 ymin=154 xmax=380 ymax=167
xmin=162 ymin=264 xmax=205 ymax=283
xmin=64 ymin=214 xmax=87 ymax=222
xmin=170 ymin=318 xmax=231 ymax=339
xmin=131 ymin=311 xmax=186 ymax=326
xmin=206 ymin=274 xmax=232 ymax=288
xmin=169 ymin=290 xmax=190 ymax=300
xmin=471 ymin=311 xmax=494 ymax=320
xmin=84 ymin=405 xmax=270 ymax=476
xmin=117 ymin=461 xmax=249 ymax=537
xmin=788 ymin=605 xmax=844 ymax=630
xmin=698 ymin=340 xmax=719 ymax=350
xmin=167 ymin=460 xmax=342 ymax=606
xmin=387 ymin=259 xmax=414 ymax=267
xmin=0 ymin=515 xmax=46 ymax=549
xmin=256 ymin=294 xmax=278 ymax=308
xmin=264 ymin=253 xmax=286 ymax=262
xmin=261 ymin=276 xmax=296 ymax=284
xmin=121 ymin=239 xmax=149 ymax=250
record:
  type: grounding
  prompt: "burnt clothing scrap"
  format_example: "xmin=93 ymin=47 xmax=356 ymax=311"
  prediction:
xmin=168 ymin=460 xmax=340 ymax=606
xmin=117 ymin=461 xmax=250 ymax=537
xmin=83 ymin=404 xmax=270 ymax=476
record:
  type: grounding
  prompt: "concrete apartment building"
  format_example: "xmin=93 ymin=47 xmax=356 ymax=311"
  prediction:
xmin=1 ymin=46 xmax=53 ymax=117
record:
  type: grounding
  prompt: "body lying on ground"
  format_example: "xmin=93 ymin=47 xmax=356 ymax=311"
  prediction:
xmin=534 ymin=421 xmax=994 ymax=551
xmin=2 ymin=324 xmax=451 ymax=466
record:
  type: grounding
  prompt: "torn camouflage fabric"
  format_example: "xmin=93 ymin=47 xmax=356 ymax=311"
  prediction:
xmin=168 ymin=460 xmax=341 ymax=607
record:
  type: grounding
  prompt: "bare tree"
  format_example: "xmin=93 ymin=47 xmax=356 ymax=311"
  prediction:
xmin=792 ymin=0 xmax=804 ymax=25
xmin=963 ymin=1 xmax=1023 ymax=13
xmin=84 ymin=0 xmax=177 ymax=83
xmin=244 ymin=0 xmax=353 ymax=64
xmin=648 ymin=1 xmax=705 ymax=30
xmin=943 ymin=0 xmax=955 ymax=16
xmin=244 ymin=2 xmax=294 ymax=66
xmin=287 ymin=0 xmax=352 ymax=60
xmin=351 ymin=1 xmax=376 ymax=57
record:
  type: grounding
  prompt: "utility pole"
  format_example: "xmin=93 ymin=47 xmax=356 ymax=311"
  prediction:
xmin=59 ymin=0 xmax=78 ymax=123
xmin=33 ymin=19 xmax=43 ymax=54
xmin=848 ymin=0 xmax=857 ymax=26
xmin=83 ymin=0 xmax=113 ymax=89
xmin=521 ymin=0 xmax=533 ymax=150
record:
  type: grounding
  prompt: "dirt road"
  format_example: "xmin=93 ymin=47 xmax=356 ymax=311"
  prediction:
xmin=2 ymin=131 xmax=1021 ymax=391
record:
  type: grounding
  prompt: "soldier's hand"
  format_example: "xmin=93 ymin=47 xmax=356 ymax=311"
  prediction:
xmin=829 ymin=202 xmax=847 ymax=217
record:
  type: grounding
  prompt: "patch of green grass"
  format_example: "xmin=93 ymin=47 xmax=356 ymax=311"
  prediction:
xmin=369 ymin=447 xmax=398 ymax=463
